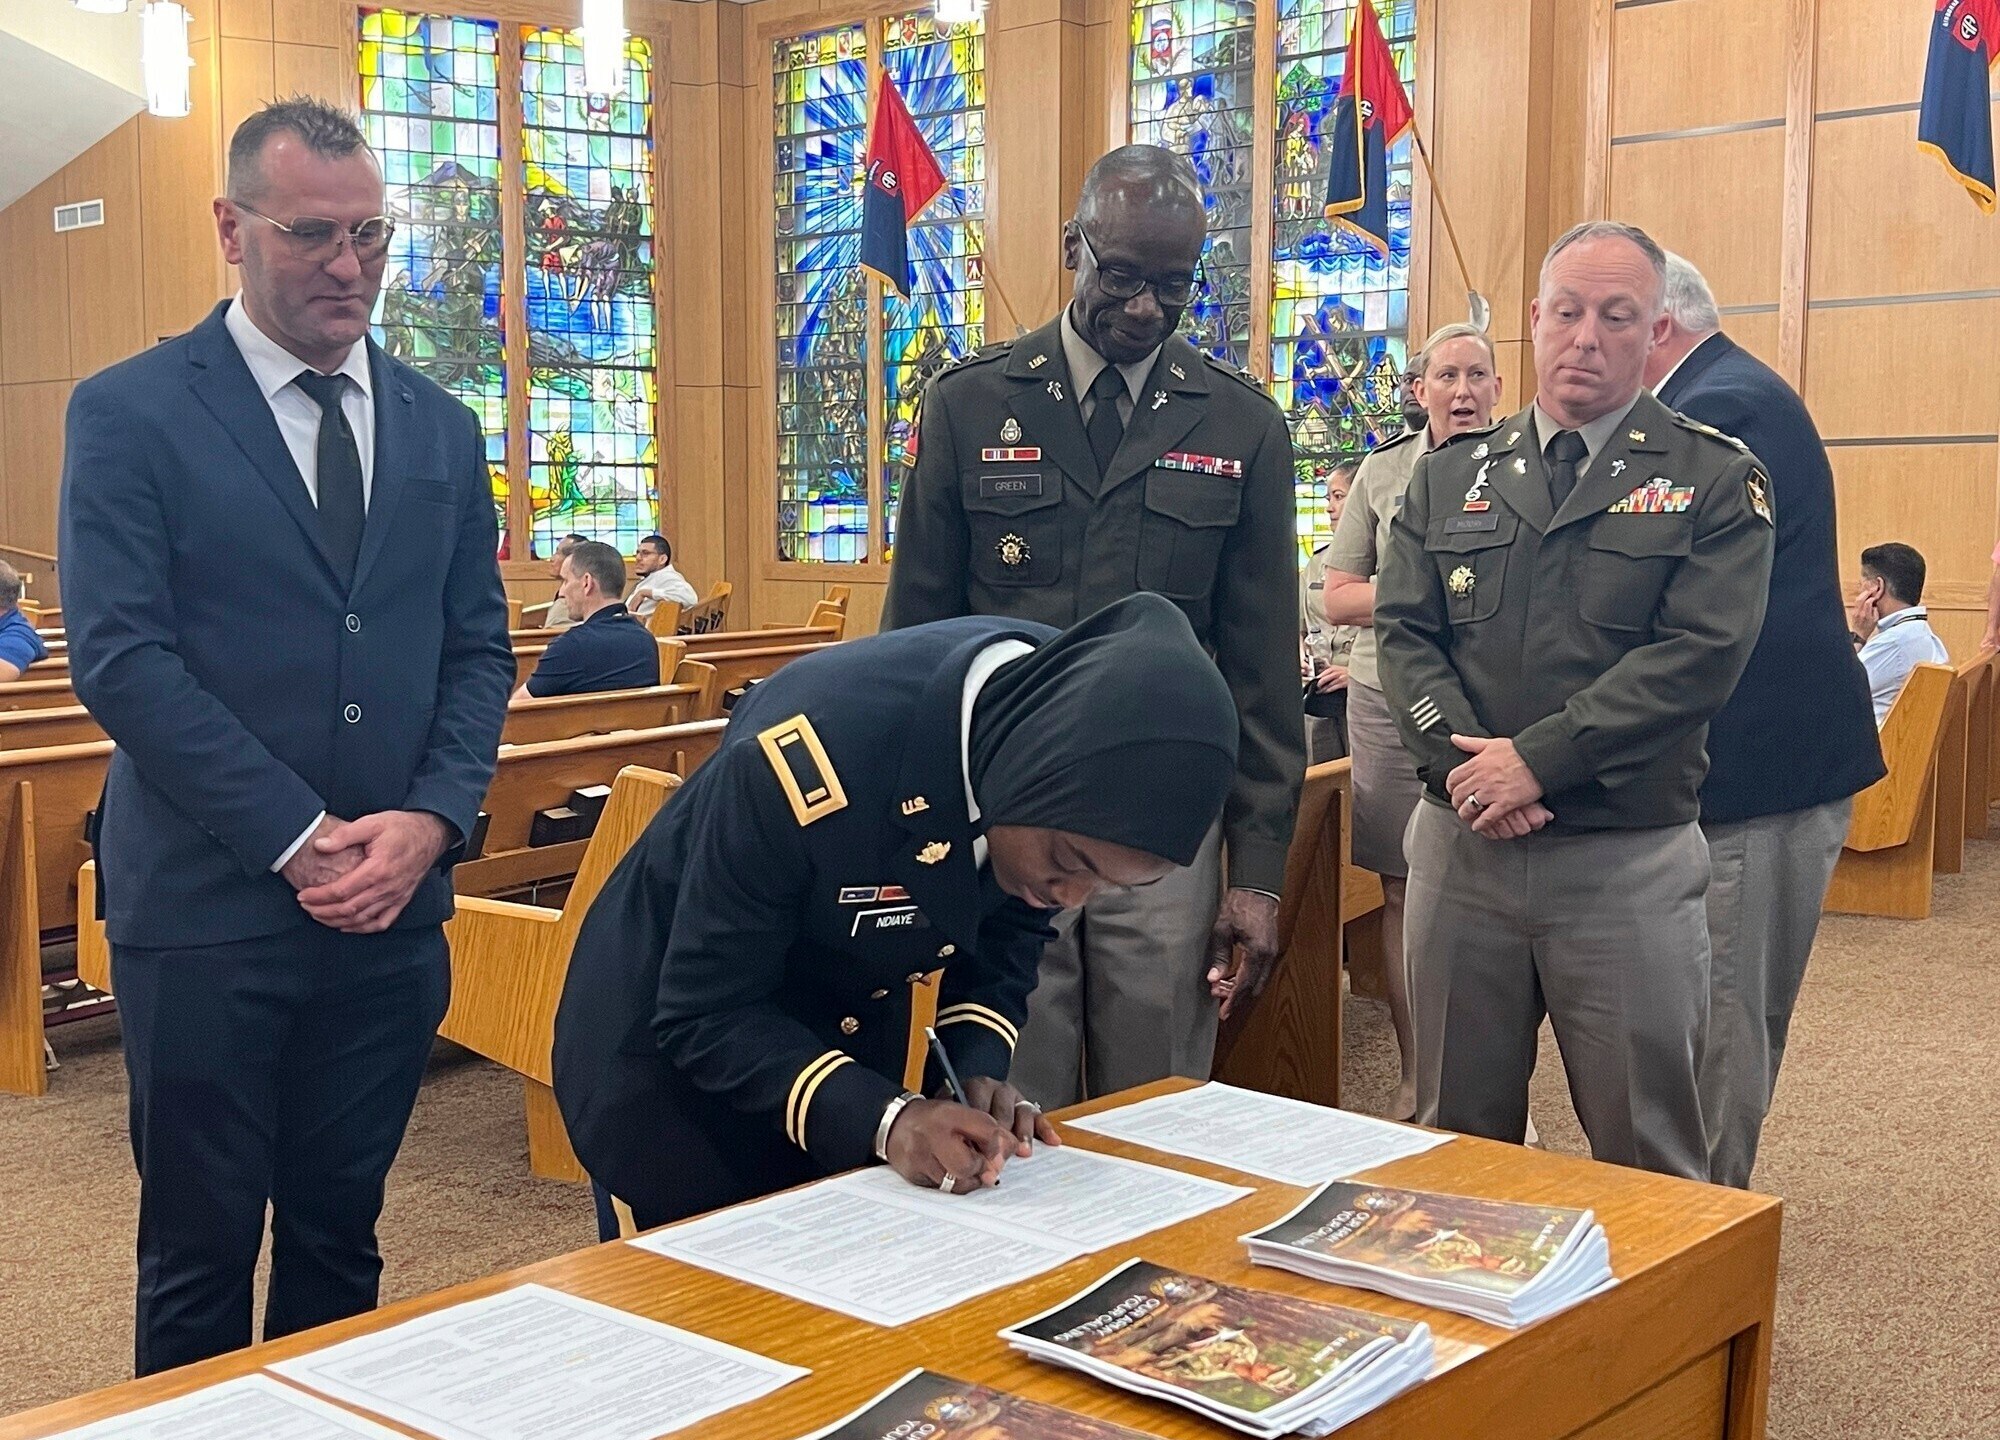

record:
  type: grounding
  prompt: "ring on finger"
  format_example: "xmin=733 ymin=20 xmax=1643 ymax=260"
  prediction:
xmin=1012 ymin=1100 xmax=1041 ymax=1115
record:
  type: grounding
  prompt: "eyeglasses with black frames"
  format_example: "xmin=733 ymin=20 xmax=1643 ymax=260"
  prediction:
xmin=1073 ymin=225 xmax=1201 ymax=307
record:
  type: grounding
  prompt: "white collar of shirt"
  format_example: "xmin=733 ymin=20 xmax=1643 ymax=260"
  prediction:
xmin=1060 ymin=308 xmax=1158 ymax=416
xmin=1873 ymin=605 xmax=1930 ymax=632
xmin=1531 ymin=394 xmax=1640 ymax=477
xmin=224 ymin=294 xmax=376 ymax=501
xmin=960 ymin=637 xmax=1036 ymax=868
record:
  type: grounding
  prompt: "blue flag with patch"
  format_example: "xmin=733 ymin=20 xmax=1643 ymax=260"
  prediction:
xmin=1919 ymin=0 xmax=1999 ymax=212
xmin=859 ymin=70 xmax=948 ymax=297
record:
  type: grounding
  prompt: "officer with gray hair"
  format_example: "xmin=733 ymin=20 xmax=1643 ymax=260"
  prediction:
xmin=1377 ymin=220 xmax=1775 ymax=1180
xmin=1646 ymin=250 xmax=1883 ymax=1189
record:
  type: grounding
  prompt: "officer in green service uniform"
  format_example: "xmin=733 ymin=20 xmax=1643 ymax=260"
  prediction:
xmin=1375 ymin=221 xmax=1775 ymax=1181
xmin=884 ymin=145 xmax=1304 ymax=1109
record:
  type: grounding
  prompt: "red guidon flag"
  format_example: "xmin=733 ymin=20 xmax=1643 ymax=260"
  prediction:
xmin=859 ymin=70 xmax=948 ymax=297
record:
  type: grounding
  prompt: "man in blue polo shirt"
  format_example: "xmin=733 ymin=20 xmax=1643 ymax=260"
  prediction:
xmin=0 ymin=561 xmax=48 ymax=681
xmin=512 ymin=541 xmax=659 ymax=703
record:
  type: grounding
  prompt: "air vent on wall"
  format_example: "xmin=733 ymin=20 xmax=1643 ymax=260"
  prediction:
xmin=54 ymin=201 xmax=106 ymax=233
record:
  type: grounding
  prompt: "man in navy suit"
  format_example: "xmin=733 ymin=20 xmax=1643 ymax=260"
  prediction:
xmin=60 ymin=98 xmax=514 ymax=1373
xmin=1647 ymin=253 xmax=1883 ymax=1189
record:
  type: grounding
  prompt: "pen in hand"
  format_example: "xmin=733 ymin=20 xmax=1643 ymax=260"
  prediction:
xmin=925 ymin=1025 xmax=969 ymax=1106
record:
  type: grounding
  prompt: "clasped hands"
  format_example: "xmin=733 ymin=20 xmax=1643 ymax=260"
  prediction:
xmin=883 ymin=1074 xmax=1060 ymax=1195
xmin=1445 ymin=734 xmax=1554 ymax=840
xmin=279 ymin=810 xmax=451 ymax=933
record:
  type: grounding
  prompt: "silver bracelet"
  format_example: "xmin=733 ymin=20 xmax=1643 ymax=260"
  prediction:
xmin=874 ymin=1089 xmax=924 ymax=1162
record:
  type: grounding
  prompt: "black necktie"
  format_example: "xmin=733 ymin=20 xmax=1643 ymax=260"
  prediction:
xmin=294 ymin=371 xmax=365 ymax=584
xmin=1545 ymin=428 xmax=1589 ymax=512
xmin=1086 ymin=366 xmax=1127 ymax=478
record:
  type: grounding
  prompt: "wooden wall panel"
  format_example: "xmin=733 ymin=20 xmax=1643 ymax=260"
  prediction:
xmin=1803 ymin=300 xmax=2000 ymax=441
xmin=272 ymin=43 xmax=348 ymax=101
xmin=139 ymin=38 xmax=227 ymax=345
xmin=985 ymin=19 xmax=1081 ymax=335
xmin=1814 ymin=0 xmax=1932 ymax=113
xmin=1830 ymin=445 xmax=2000 ymax=588
xmin=1722 ymin=311 xmax=1782 ymax=374
xmin=671 ymin=387 xmax=728 ymax=599
xmin=667 ymin=80 xmax=724 ymax=389
xmin=220 ymin=36 xmax=279 ymax=147
xmin=62 ymin=122 xmax=149 ymax=382
xmin=271 ymin=0 xmax=345 ymax=48
xmin=1607 ymin=129 xmax=1784 ymax=308
xmin=0 ymin=176 xmax=73 ymax=386
xmin=1610 ymin=0 xmax=1785 ymax=137
xmin=218 ymin=0 xmax=274 ymax=41
xmin=1809 ymin=110 xmax=2000 ymax=301
xmin=0 ymin=384 xmax=74 ymax=557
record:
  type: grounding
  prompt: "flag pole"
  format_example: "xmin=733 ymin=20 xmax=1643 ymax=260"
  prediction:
xmin=1406 ymin=115 xmax=1490 ymax=330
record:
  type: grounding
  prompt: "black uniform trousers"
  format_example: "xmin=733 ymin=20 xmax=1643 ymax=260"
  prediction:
xmin=113 ymin=922 xmax=449 ymax=1375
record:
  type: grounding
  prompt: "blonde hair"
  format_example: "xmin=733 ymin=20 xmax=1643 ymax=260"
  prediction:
xmin=1413 ymin=322 xmax=1496 ymax=376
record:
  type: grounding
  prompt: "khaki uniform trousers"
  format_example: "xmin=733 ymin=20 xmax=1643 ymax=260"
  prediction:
xmin=1403 ymin=800 xmax=1712 ymax=1180
xmin=1009 ymin=823 xmax=1224 ymax=1109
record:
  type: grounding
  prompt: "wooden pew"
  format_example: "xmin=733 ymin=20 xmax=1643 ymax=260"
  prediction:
xmin=682 ymin=622 xmax=843 ymax=655
xmin=453 ymin=720 xmax=726 ymax=900
xmin=1933 ymin=659 xmax=1974 ymax=874
xmin=641 ymin=600 xmax=682 ymax=638
xmin=0 ymin=706 xmax=103 ymax=749
xmin=690 ymin=640 xmax=839 ymax=697
xmin=676 ymin=581 xmax=732 ymax=636
xmin=0 ymin=741 xmax=114 ymax=1095
xmin=1825 ymin=663 xmax=1953 ymax=920
xmin=512 ymin=631 xmax=686 ymax=691
xmin=0 ymin=680 xmax=81 ymax=713
xmin=1211 ymin=759 xmax=1348 ymax=1107
xmin=499 ymin=665 xmax=720 ymax=746
xmin=439 ymin=764 xmax=681 ymax=1179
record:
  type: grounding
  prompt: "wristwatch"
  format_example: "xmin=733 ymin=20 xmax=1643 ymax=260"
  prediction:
xmin=874 ymin=1089 xmax=925 ymax=1162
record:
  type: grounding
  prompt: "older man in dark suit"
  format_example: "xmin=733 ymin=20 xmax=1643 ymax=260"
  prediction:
xmin=1647 ymin=252 xmax=1884 ymax=1189
xmin=60 ymin=98 xmax=514 ymax=1373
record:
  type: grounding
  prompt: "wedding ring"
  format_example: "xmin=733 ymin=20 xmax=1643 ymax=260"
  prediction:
xmin=1013 ymin=1100 xmax=1041 ymax=1114
xmin=937 ymin=1172 xmax=956 ymax=1193
xmin=1466 ymin=792 xmax=1485 ymax=812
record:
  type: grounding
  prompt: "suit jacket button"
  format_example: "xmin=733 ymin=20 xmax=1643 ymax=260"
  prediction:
xmin=937 ymin=944 xmax=956 ymax=958
xmin=905 ymin=972 xmax=925 ymax=984
xmin=869 ymin=988 xmax=889 ymax=1000
xmin=840 ymin=1016 xmax=860 ymax=1035
xmin=345 ymin=613 xmax=361 ymax=633
xmin=343 ymin=703 xmax=362 ymax=723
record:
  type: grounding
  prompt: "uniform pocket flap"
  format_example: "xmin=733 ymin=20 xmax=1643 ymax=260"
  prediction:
xmin=1587 ymin=516 xmax=1693 ymax=559
xmin=1143 ymin=468 xmax=1242 ymax=528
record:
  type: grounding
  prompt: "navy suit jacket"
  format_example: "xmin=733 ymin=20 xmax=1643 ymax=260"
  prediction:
xmin=1658 ymin=333 xmax=1883 ymax=823
xmin=60 ymin=302 xmax=516 ymax=947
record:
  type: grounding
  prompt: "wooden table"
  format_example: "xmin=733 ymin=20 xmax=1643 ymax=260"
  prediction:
xmin=0 ymin=1078 xmax=1780 ymax=1439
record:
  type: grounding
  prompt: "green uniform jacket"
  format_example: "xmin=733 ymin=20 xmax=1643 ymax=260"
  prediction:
xmin=1375 ymin=391 xmax=1774 ymax=832
xmin=882 ymin=315 xmax=1304 ymax=894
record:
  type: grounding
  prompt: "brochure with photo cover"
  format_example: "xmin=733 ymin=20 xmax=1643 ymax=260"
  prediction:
xmin=798 ymin=1369 xmax=1165 ymax=1440
xmin=1242 ymin=1180 xmax=1615 ymax=1327
xmin=999 ymin=1260 xmax=1432 ymax=1438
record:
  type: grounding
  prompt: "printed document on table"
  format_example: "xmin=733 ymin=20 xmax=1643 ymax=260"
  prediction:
xmin=632 ymin=1145 xmax=1249 ymax=1327
xmin=269 ymin=1283 xmax=807 ymax=1440
xmin=1065 ymin=1083 xmax=1450 ymax=1185
xmin=48 ymin=1374 xmax=408 ymax=1440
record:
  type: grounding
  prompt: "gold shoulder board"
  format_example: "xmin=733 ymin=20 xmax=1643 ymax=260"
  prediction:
xmin=758 ymin=715 xmax=849 ymax=826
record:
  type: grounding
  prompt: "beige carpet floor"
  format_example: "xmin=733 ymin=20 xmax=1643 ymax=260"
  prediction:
xmin=4 ymin=831 xmax=1998 ymax=1435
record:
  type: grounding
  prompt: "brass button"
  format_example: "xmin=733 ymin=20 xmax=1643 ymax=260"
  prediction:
xmin=869 ymin=988 xmax=889 ymax=1000
xmin=938 ymin=944 xmax=956 ymax=958
xmin=839 ymin=1016 xmax=860 ymax=1035
xmin=905 ymin=972 xmax=925 ymax=984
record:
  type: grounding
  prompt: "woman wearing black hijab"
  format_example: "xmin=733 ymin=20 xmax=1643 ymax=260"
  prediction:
xmin=553 ymin=593 xmax=1238 ymax=1236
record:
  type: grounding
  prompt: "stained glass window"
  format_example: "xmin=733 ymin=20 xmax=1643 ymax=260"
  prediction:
xmin=359 ymin=10 xmax=507 ymax=539
xmin=1128 ymin=0 xmax=1258 ymax=368
xmin=879 ymin=14 xmax=985 ymax=557
xmin=774 ymin=24 xmax=871 ymax=563
xmin=1272 ymin=0 xmax=1417 ymax=560
xmin=521 ymin=28 xmax=660 ymax=555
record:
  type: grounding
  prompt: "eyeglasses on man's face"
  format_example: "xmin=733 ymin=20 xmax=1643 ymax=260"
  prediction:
xmin=1074 ymin=226 xmax=1200 ymax=307
xmin=235 ymin=202 xmax=396 ymax=263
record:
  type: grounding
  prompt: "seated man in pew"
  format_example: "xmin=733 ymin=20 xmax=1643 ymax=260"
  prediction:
xmin=540 ymin=532 xmax=588 ymax=628
xmin=553 ymin=594 xmax=1239 ymax=1238
xmin=512 ymin=541 xmax=659 ymax=705
xmin=627 ymin=532 xmax=698 ymax=619
xmin=1850 ymin=543 xmax=1950 ymax=726
xmin=0 ymin=561 xmax=50 ymax=681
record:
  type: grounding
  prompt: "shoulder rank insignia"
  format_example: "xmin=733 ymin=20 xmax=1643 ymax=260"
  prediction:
xmin=758 ymin=714 xmax=848 ymax=827
xmin=1747 ymin=469 xmax=1773 ymax=524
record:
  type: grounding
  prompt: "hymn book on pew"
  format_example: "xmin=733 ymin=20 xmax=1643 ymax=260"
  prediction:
xmin=797 ymin=1370 xmax=1163 ymax=1440
xmin=999 ymin=1259 xmax=1432 ymax=1438
xmin=1241 ymin=1181 xmax=1616 ymax=1328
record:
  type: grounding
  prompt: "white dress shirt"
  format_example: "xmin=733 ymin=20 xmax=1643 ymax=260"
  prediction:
xmin=629 ymin=564 xmax=700 ymax=617
xmin=224 ymin=295 xmax=376 ymax=502
xmin=1858 ymin=606 xmax=1950 ymax=727
xmin=960 ymin=638 xmax=1035 ymax=869
xmin=224 ymin=295 xmax=377 ymax=872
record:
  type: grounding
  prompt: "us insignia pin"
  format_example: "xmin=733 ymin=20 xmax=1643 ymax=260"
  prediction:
xmin=1506 ymin=431 xmax=1521 ymax=445
xmin=999 ymin=417 xmax=1022 ymax=445
xmin=997 ymin=533 xmax=1031 ymax=567
xmin=1028 ymin=353 xmax=1048 ymax=369
xmin=1150 ymin=390 xmax=1168 ymax=410
xmin=1448 ymin=565 xmax=1476 ymax=598
xmin=916 ymin=841 xmax=952 ymax=865
xmin=1628 ymin=429 xmax=1647 ymax=444
xmin=900 ymin=796 xmax=929 ymax=816
xmin=1170 ymin=362 xmax=1187 ymax=380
